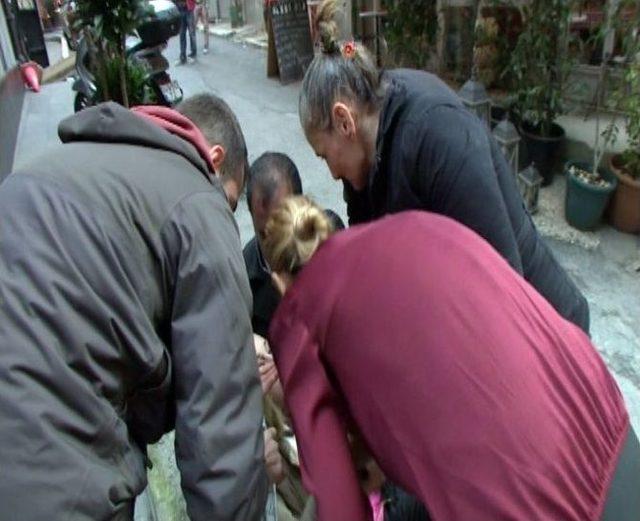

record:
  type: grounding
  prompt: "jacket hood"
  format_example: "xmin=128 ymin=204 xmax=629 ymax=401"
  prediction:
xmin=58 ymin=102 xmax=213 ymax=183
xmin=132 ymin=105 xmax=216 ymax=174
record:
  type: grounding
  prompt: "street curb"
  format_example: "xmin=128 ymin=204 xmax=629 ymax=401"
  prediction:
xmin=239 ymin=35 xmax=267 ymax=50
xmin=42 ymin=55 xmax=76 ymax=84
xmin=206 ymin=24 xmax=267 ymax=50
xmin=208 ymin=24 xmax=236 ymax=39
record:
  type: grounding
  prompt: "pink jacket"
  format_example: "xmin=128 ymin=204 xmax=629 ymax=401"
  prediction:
xmin=270 ymin=211 xmax=628 ymax=521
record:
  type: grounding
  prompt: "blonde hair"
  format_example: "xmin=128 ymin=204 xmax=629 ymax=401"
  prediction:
xmin=263 ymin=196 xmax=333 ymax=275
xmin=299 ymin=0 xmax=386 ymax=134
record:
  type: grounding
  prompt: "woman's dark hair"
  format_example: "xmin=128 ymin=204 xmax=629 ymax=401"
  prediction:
xmin=299 ymin=0 xmax=387 ymax=135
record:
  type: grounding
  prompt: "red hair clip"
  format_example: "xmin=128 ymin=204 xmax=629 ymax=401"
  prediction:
xmin=342 ymin=40 xmax=356 ymax=59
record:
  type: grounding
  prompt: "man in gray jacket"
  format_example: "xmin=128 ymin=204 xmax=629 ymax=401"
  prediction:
xmin=0 ymin=95 xmax=268 ymax=520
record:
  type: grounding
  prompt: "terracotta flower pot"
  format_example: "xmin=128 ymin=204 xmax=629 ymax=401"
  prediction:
xmin=609 ymin=154 xmax=640 ymax=234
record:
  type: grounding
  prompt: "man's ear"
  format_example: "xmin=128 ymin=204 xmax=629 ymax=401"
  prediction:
xmin=221 ymin=178 xmax=240 ymax=212
xmin=209 ymin=145 xmax=226 ymax=176
xmin=331 ymin=102 xmax=357 ymax=139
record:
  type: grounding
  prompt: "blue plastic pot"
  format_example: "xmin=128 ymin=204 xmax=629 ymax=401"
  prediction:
xmin=565 ymin=161 xmax=617 ymax=231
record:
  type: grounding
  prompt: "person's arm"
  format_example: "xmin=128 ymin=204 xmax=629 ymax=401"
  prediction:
xmin=270 ymin=314 xmax=371 ymax=521
xmin=405 ymin=105 xmax=523 ymax=273
xmin=165 ymin=191 xmax=268 ymax=521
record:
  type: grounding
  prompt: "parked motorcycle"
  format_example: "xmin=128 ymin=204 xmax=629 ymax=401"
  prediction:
xmin=72 ymin=0 xmax=183 ymax=112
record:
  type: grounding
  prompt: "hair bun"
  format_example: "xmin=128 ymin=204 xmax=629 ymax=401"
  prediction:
xmin=317 ymin=0 xmax=340 ymax=55
xmin=263 ymin=196 xmax=334 ymax=274
xmin=294 ymin=207 xmax=326 ymax=242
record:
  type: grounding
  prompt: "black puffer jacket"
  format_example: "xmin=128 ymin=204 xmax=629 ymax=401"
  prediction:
xmin=345 ymin=69 xmax=589 ymax=333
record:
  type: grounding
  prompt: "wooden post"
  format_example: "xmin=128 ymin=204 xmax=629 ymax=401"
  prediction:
xmin=436 ymin=0 xmax=448 ymax=73
xmin=265 ymin=5 xmax=279 ymax=77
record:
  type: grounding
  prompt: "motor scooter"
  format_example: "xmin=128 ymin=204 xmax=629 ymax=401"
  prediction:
xmin=72 ymin=0 xmax=183 ymax=112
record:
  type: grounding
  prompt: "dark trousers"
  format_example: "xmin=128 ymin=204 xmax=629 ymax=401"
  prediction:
xmin=601 ymin=427 xmax=640 ymax=521
xmin=383 ymin=483 xmax=430 ymax=521
xmin=179 ymin=8 xmax=196 ymax=61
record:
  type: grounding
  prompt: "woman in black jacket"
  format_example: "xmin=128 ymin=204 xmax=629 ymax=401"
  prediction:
xmin=298 ymin=0 xmax=589 ymax=333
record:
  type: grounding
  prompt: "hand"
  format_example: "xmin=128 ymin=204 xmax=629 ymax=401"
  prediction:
xmin=264 ymin=427 xmax=286 ymax=485
xmin=254 ymin=334 xmax=286 ymax=408
xmin=259 ymin=359 xmax=279 ymax=395
xmin=361 ymin=458 xmax=386 ymax=494
xmin=254 ymin=334 xmax=271 ymax=359
xmin=350 ymin=433 xmax=386 ymax=493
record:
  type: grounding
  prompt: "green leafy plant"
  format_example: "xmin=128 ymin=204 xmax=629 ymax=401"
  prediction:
xmin=74 ymin=0 xmax=153 ymax=107
xmin=473 ymin=14 xmax=500 ymax=86
xmin=507 ymin=0 xmax=575 ymax=137
xmin=95 ymin=54 xmax=157 ymax=107
xmin=617 ymin=62 xmax=640 ymax=178
xmin=592 ymin=0 xmax=640 ymax=179
xmin=383 ymin=0 xmax=438 ymax=70
xmin=612 ymin=0 xmax=640 ymax=178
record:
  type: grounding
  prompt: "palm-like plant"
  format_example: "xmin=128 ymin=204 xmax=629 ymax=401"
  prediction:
xmin=74 ymin=0 xmax=153 ymax=107
xmin=383 ymin=0 xmax=438 ymax=70
xmin=508 ymin=0 xmax=574 ymax=137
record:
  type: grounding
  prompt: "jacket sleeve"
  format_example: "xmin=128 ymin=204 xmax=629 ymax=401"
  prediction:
xmin=270 ymin=314 xmax=370 ymax=521
xmin=164 ymin=191 xmax=268 ymax=521
xmin=405 ymin=105 xmax=524 ymax=274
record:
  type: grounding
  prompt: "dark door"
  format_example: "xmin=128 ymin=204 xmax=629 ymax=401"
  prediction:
xmin=3 ymin=0 xmax=49 ymax=66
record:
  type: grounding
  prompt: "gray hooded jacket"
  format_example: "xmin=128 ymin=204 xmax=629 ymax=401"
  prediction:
xmin=0 ymin=103 xmax=268 ymax=520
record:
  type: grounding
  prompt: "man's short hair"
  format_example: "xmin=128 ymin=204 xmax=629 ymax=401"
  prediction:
xmin=246 ymin=152 xmax=303 ymax=213
xmin=176 ymin=93 xmax=249 ymax=189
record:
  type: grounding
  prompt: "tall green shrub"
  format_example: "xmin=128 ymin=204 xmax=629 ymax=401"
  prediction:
xmin=74 ymin=0 xmax=152 ymax=107
xmin=384 ymin=0 xmax=438 ymax=70
xmin=507 ymin=0 xmax=574 ymax=136
xmin=611 ymin=0 xmax=640 ymax=177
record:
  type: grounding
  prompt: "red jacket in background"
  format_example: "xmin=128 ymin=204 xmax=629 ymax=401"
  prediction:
xmin=270 ymin=211 xmax=628 ymax=521
xmin=176 ymin=0 xmax=196 ymax=11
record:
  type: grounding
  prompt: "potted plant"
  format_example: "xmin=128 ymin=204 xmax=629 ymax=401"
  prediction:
xmin=565 ymin=162 xmax=617 ymax=230
xmin=384 ymin=0 xmax=439 ymax=70
xmin=473 ymin=14 xmax=500 ymax=87
xmin=607 ymin=0 xmax=640 ymax=233
xmin=564 ymin=3 xmax=619 ymax=231
xmin=507 ymin=0 xmax=574 ymax=185
xmin=74 ymin=0 xmax=153 ymax=108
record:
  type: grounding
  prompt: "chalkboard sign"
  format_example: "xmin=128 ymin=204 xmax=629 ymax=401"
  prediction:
xmin=269 ymin=0 xmax=314 ymax=85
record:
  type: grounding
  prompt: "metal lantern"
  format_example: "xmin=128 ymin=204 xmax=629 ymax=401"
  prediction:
xmin=458 ymin=68 xmax=491 ymax=127
xmin=492 ymin=115 xmax=521 ymax=176
xmin=517 ymin=163 xmax=543 ymax=214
